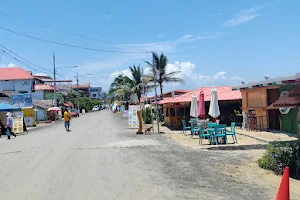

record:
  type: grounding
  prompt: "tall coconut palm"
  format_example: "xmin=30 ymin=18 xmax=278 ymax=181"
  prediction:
xmin=145 ymin=52 xmax=184 ymax=100
xmin=129 ymin=64 xmax=143 ymax=103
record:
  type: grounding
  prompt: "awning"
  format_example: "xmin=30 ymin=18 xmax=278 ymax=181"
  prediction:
xmin=0 ymin=103 xmax=22 ymax=112
xmin=266 ymin=89 xmax=300 ymax=110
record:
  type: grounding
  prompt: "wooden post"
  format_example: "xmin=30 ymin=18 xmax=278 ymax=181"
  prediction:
xmin=136 ymin=110 xmax=143 ymax=134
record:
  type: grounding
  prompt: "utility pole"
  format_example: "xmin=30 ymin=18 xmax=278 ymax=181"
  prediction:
xmin=141 ymin=68 xmax=145 ymax=125
xmin=76 ymin=72 xmax=80 ymax=111
xmin=53 ymin=53 xmax=57 ymax=107
xmin=152 ymin=55 xmax=160 ymax=134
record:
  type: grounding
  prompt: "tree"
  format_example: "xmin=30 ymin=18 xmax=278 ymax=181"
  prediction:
xmin=109 ymin=74 xmax=133 ymax=104
xmin=145 ymin=52 xmax=184 ymax=100
xmin=129 ymin=64 xmax=143 ymax=103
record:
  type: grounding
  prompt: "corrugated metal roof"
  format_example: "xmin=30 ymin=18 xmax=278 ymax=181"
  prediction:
xmin=33 ymin=99 xmax=52 ymax=109
xmin=34 ymin=84 xmax=58 ymax=91
xmin=0 ymin=67 xmax=33 ymax=80
xmin=71 ymin=84 xmax=90 ymax=89
xmin=233 ymin=74 xmax=300 ymax=90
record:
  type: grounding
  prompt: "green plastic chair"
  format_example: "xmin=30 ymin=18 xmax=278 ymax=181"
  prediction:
xmin=182 ymin=119 xmax=191 ymax=136
xmin=226 ymin=122 xmax=238 ymax=143
xmin=198 ymin=123 xmax=212 ymax=145
xmin=215 ymin=124 xmax=227 ymax=145
xmin=190 ymin=122 xmax=200 ymax=138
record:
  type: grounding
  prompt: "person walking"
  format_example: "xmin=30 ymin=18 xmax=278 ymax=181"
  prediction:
xmin=6 ymin=112 xmax=16 ymax=139
xmin=63 ymin=108 xmax=71 ymax=131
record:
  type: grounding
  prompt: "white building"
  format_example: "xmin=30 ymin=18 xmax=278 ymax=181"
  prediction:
xmin=90 ymin=87 xmax=102 ymax=99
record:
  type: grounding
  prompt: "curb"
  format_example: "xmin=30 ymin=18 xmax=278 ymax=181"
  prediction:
xmin=207 ymin=143 xmax=267 ymax=151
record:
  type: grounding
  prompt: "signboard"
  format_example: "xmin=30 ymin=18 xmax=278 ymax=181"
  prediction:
xmin=128 ymin=105 xmax=140 ymax=128
xmin=12 ymin=111 xmax=24 ymax=133
xmin=123 ymin=110 xmax=129 ymax=117
xmin=279 ymin=91 xmax=290 ymax=115
xmin=12 ymin=94 xmax=33 ymax=108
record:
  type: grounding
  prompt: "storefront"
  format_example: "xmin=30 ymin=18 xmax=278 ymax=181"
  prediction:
xmin=159 ymin=87 xmax=242 ymax=129
xmin=233 ymin=74 xmax=300 ymax=131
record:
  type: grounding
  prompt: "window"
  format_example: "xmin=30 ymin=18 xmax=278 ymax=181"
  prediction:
xmin=92 ymin=94 xmax=97 ymax=97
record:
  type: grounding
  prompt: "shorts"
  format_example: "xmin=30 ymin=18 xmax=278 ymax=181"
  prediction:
xmin=64 ymin=121 xmax=70 ymax=127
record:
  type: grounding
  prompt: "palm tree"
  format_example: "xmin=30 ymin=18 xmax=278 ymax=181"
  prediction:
xmin=129 ymin=64 xmax=143 ymax=103
xmin=109 ymin=74 xmax=132 ymax=103
xmin=145 ymin=52 xmax=184 ymax=100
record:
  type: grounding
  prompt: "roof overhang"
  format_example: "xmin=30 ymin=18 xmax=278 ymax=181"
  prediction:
xmin=233 ymin=74 xmax=300 ymax=90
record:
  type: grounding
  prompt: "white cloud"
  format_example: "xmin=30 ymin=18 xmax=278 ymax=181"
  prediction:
xmin=223 ymin=6 xmax=263 ymax=27
xmin=108 ymin=61 xmax=246 ymax=91
xmin=103 ymin=14 xmax=112 ymax=21
xmin=34 ymin=72 xmax=49 ymax=76
xmin=78 ymin=33 xmax=223 ymax=91
xmin=80 ymin=32 xmax=222 ymax=75
xmin=230 ymin=76 xmax=243 ymax=81
xmin=213 ymin=71 xmax=227 ymax=80
xmin=0 ymin=63 xmax=17 ymax=68
xmin=166 ymin=61 xmax=196 ymax=78
xmin=109 ymin=69 xmax=132 ymax=79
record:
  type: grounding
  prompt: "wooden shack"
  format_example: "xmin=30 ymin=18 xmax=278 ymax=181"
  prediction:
xmin=233 ymin=74 xmax=300 ymax=131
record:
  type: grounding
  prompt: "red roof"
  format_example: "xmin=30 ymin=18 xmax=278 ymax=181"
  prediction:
xmin=34 ymin=84 xmax=58 ymax=91
xmin=158 ymin=86 xmax=241 ymax=104
xmin=0 ymin=67 xmax=33 ymax=80
xmin=266 ymin=89 xmax=300 ymax=109
xmin=71 ymin=84 xmax=90 ymax=89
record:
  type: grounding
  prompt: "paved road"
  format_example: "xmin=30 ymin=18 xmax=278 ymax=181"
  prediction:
xmin=0 ymin=111 xmax=271 ymax=200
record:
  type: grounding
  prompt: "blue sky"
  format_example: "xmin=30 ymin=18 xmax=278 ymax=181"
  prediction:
xmin=0 ymin=0 xmax=299 ymax=92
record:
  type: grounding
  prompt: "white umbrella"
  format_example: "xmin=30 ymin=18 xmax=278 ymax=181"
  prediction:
xmin=190 ymin=94 xmax=198 ymax=117
xmin=208 ymin=87 xmax=220 ymax=118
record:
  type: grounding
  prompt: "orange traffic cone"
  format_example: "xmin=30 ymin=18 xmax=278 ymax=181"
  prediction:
xmin=276 ymin=167 xmax=290 ymax=200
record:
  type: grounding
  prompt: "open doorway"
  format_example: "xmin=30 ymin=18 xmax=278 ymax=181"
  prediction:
xmin=267 ymin=89 xmax=280 ymax=130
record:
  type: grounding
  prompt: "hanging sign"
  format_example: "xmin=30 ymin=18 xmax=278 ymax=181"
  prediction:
xmin=128 ymin=105 xmax=140 ymax=128
xmin=279 ymin=91 xmax=290 ymax=115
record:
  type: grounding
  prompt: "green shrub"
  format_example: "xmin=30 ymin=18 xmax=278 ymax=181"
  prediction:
xmin=142 ymin=108 xmax=152 ymax=124
xmin=258 ymin=141 xmax=300 ymax=175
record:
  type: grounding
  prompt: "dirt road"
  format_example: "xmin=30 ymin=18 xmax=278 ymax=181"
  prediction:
xmin=0 ymin=111 xmax=272 ymax=199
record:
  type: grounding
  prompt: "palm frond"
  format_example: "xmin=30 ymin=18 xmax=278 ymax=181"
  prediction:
xmin=163 ymin=77 xmax=185 ymax=84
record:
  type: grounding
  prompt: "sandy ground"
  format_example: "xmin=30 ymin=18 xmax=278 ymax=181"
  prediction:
xmin=222 ymin=150 xmax=300 ymax=200
xmin=0 ymin=111 xmax=291 ymax=199
xmin=156 ymin=125 xmax=300 ymax=199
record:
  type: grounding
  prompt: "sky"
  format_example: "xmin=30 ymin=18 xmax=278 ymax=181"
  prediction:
xmin=0 ymin=0 xmax=299 ymax=93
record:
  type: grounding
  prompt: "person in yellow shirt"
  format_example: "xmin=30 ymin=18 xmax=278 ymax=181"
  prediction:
xmin=64 ymin=108 xmax=72 ymax=131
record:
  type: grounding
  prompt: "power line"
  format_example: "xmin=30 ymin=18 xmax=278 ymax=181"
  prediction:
xmin=1 ymin=50 xmax=40 ymax=72
xmin=0 ymin=12 xmax=149 ymax=52
xmin=0 ymin=26 xmax=150 ymax=54
xmin=0 ymin=44 xmax=52 ymax=72
xmin=0 ymin=12 xmax=116 ymax=45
